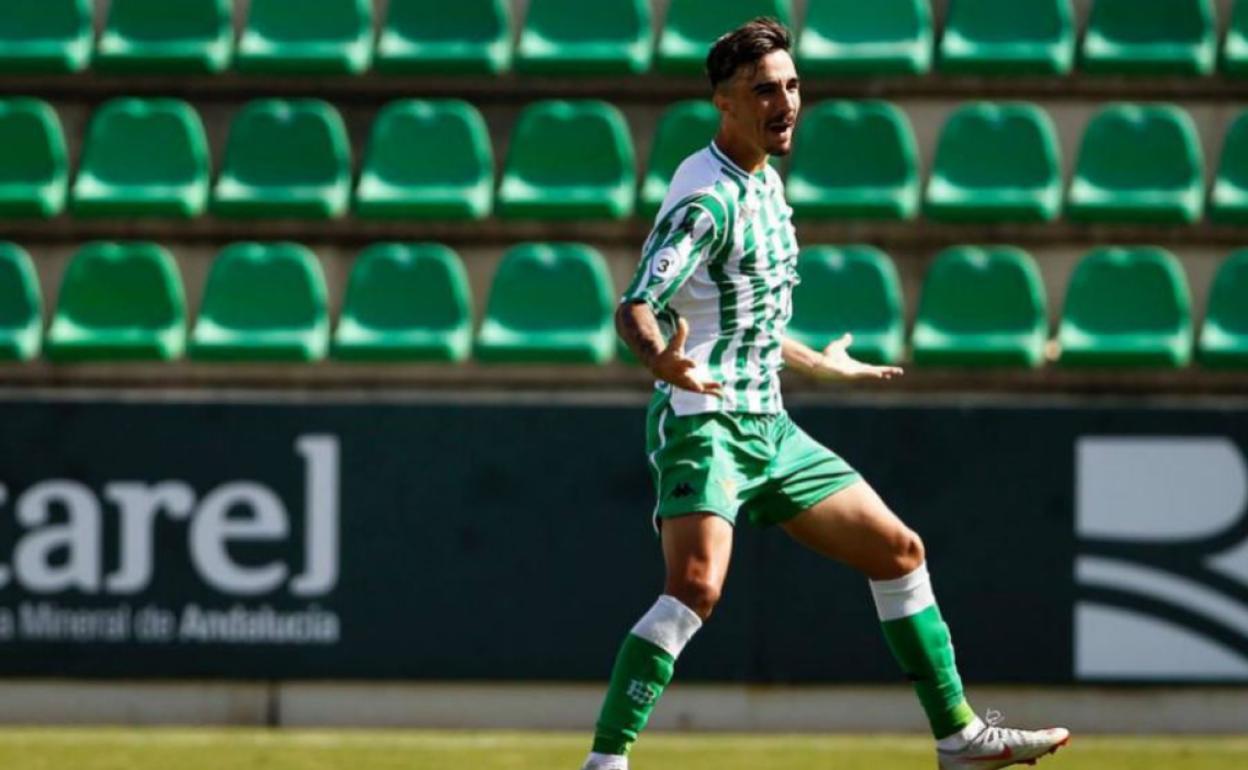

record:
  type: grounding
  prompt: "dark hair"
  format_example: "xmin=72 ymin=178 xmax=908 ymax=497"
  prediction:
xmin=705 ymin=17 xmax=792 ymax=90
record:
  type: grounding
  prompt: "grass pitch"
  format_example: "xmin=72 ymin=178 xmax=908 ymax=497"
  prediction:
xmin=0 ymin=729 xmax=1243 ymax=770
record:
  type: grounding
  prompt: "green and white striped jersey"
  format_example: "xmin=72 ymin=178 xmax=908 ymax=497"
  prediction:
xmin=622 ymin=142 xmax=800 ymax=416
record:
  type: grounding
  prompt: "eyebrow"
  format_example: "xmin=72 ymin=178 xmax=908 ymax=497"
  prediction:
xmin=751 ymin=76 xmax=799 ymax=92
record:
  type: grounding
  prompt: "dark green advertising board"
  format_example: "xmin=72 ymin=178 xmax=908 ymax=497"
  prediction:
xmin=0 ymin=394 xmax=1245 ymax=684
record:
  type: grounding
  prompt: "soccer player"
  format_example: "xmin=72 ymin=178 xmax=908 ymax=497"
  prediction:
xmin=580 ymin=18 xmax=1071 ymax=770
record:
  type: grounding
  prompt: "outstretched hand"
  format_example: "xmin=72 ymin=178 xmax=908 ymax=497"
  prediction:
xmin=651 ymin=318 xmax=724 ymax=397
xmin=817 ymin=333 xmax=904 ymax=380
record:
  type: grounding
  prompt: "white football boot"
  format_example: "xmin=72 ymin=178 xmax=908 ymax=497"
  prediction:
xmin=936 ymin=710 xmax=1071 ymax=769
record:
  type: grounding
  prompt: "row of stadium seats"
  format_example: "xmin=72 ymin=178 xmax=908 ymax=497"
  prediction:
xmin=2 ymin=240 xmax=1245 ymax=368
xmin=5 ymin=96 xmax=1248 ymax=224
xmin=4 ymin=0 xmax=1247 ymax=78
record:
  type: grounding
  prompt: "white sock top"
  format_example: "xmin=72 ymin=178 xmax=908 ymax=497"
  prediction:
xmin=629 ymin=594 xmax=703 ymax=657
xmin=868 ymin=561 xmax=937 ymax=621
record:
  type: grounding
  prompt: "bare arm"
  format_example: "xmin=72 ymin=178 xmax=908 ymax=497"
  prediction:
xmin=782 ymin=333 xmax=904 ymax=381
xmin=616 ymin=302 xmax=723 ymax=396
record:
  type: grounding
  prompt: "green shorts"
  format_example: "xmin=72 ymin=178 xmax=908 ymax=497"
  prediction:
xmin=645 ymin=391 xmax=861 ymax=532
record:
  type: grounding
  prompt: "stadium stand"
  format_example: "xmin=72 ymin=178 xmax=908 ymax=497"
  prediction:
xmin=475 ymin=242 xmax=616 ymax=363
xmin=0 ymin=0 xmax=93 ymax=73
xmin=911 ymin=245 xmax=1048 ymax=367
xmin=924 ymin=101 xmax=1062 ymax=222
xmin=638 ymin=100 xmax=720 ymax=218
xmin=71 ymin=98 xmax=211 ymax=218
xmin=188 ymin=242 xmax=330 ymax=361
xmin=787 ymin=100 xmax=919 ymax=219
xmin=44 ymin=241 xmax=186 ymax=361
xmin=1080 ymin=0 xmax=1218 ymax=75
xmin=1066 ymin=103 xmax=1205 ymax=224
xmin=515 ymin=0 xmax=652 ymax=75
xmin=376 ymin=0 xmax=512 ymax=74
xmin=95 ymin=0 xmax=234 ymax=74
xmin=0 ymin=98 xmax=67 ymax=218
xmin=787 ymin=245 xmax=905 ymax=365
xmin=333 ymin=242 xmax=474 ymax=362
xmin=0 ymin=243 xmax=42 ymax=362
xmin=1058 ymin=246 xmax=1194 ymax=368
xmin=1211 ymin=109 xmax=1248 ymax=224
xmin=657 ymin=0 xmax=793 ymax=75
xmin=212 ymin=99 xmax=352 ymax=219
xmin=497 ymin=100 xmax=636 ymax=219
xmin=1199 ymin=249 xmax=1248 ymax=367
xmin=938 ymin=0 xmax=1075 ymax=75
xmin=0 ymin=0 xmax=1243 ymax=389
xmin=354 ymin=99 xmax=494 ymax=220
xmin=795 ymin=0 xmax=932 ymax=76
xmin=236 ymin=0 xmax=374 ymax=75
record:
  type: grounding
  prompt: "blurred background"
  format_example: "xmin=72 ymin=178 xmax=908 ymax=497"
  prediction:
xmin=0 ymin=0 xmax=1245 ymax=746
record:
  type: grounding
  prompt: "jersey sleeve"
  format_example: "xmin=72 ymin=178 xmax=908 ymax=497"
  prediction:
xmin=621 ymin=195 xmax=726 ymax=312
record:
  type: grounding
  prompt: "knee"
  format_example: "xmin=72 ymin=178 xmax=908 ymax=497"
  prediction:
xmin=883 ymin=529 xmax=925 ymax=579
xmin=664 ymin=575 xmax=722 ymax=621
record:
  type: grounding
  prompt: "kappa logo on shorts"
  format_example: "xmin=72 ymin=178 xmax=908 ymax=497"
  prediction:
xmin=1074 ymin=436 xmax=1248 ymax=681
xmin=671 ymin=482 xmax=696 ymax=499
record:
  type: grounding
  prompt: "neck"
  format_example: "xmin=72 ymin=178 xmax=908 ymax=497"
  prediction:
xmin=712 ymin=129 xmax=767 ymax=174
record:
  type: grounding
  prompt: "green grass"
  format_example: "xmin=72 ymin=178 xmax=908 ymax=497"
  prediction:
xmin=0 ymin=729 xmax=1243 ymax=770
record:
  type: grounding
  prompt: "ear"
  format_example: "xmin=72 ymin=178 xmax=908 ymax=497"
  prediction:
xmin=712 ymin=88 xmax=731 ymax=116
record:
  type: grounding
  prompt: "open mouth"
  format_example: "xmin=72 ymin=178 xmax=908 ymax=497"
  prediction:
xmin=768 ymin=119 xmax=795 ymax=138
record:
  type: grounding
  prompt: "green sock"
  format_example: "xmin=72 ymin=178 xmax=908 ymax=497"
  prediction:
xmin=591 ymin=634 xmax=676 ymax=755
xmin=871 ymin=563 xmax=976 ymax=739
xmin=590 ymin=595 xmax=702 ymax=756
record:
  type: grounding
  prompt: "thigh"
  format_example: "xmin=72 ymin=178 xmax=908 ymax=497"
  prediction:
xmin=661 ymin=513 xmax=735 ymax=596
xmin=779 ymin=479 xmax=919 ymax=580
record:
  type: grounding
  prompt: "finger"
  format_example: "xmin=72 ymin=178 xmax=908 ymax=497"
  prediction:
xmin=697 ymin=380 xmax=725 ymax=396
xmin=666 ymin=317 xmax=689 ymax=354
xmin=823 ymin=332 xmax=852 ymax=354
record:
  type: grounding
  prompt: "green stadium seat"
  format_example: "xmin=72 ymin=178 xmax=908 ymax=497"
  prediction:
xmin=96 ymin=0 xmax=233 ymax=74
xmin=787 ymin=101 xmax=919 ymax=220
xmin=912 ymin=246 xmax=1047 ymax=367
xmin=45 ymin=242 xmax=186 ymax=362
xmin=939 ymin=0 xmax=1074 ymax=75
xmin=1081 ymin=0 xmax=1216 ymax=75
xmin=72 ymin=99 xmax=210 ymax=218
xmin=497 ymin=100 xmax=636 ymax=220
xmin=1199 ymin=250 xmax=1248 ymax=368
xmin=797 ymin=0 xmax=932 ymax=76
xmin=213 ymin=100 xmax=352 ymax=219
xmin=1066 ymin=104 xmax=1204 ymax=224
xmin=189 ymin=242 xmax=329 ymax=362
xmin=376 ymin=0 xmax=512 ymax=74
xmin=355 ymin=100 xmax=493 ymax=220
xmin=787 ymin=245 xmax=904 ymax=365
xmin=236 ymin=0 xmax=373 ymax=75
xmin=476 ymin=243 xmax=615 ymax=363
xmin=1211 ymin=111 xmax=1248 ymax=224
xmin=0 ymin=99 xmax=68 ymax=219
xmin=1225 ymin=1 xmax=1248 ymax=75
xmin=0 ymin=243 xmax=42 ymax=361
xmin=925 ymin=102 xmax=1061 ymax=223
xmin=516 ymin=0 xmax=651 ymax=75
xmin=638 ymin=101 xmax=720 ymax=219
xmin=1058 ymin=247 xmax=1192 ymax=368
xmin=333 ymin=243 xmax=473 ymax=362
xmin=657 ymin=0 xmax=793 ymax=75
xmin=0 ymin=0 xmax=92 ymax=73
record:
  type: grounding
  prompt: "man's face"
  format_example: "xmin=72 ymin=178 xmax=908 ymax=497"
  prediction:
xmin=715 ymin=49 xmax=801 ymax=158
